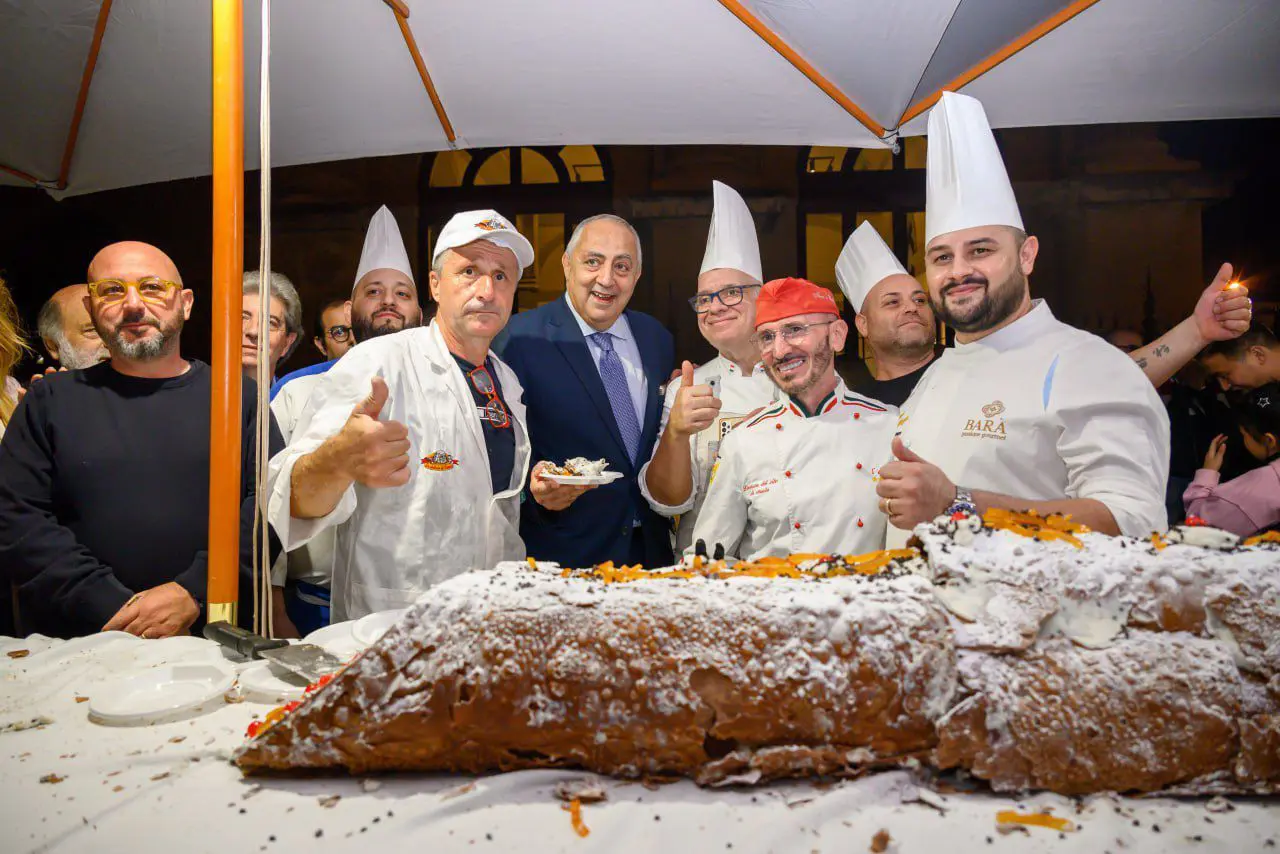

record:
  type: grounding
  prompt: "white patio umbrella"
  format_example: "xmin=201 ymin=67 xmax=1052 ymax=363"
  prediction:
xmin=2 ymin=0 xmax=1277 ymax=196
xmin=2 ymin=0 xmax=1276 ymax=627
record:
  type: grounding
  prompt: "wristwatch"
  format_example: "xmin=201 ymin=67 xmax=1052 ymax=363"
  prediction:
xmin=946 ymin=486 xmax=977 ymax=517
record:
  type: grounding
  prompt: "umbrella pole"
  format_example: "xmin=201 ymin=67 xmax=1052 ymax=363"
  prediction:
xmin=208 ymin=0 xmax=244 ymax=626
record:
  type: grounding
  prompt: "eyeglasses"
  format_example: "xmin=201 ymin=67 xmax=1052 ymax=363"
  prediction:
xmin=87 ymin=278 xmax=180 ymax=305
xmin=689 ymin=283 xmax=760 ymax=314
xmin=754 ymin=320 xmax=835 ymax=349
xmin=324 ymin=325 xmax=351 ymax=343
xmin=468 ymin=365 xmax=511 ymax=429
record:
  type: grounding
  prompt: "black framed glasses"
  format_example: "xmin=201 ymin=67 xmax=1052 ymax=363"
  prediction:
xmin=688 ymin=283 xmax=761 ymax=314
xmin=468 ymin=366 xmax=511 ymax=429
xmin=325 ymin=325 xmax=351 ymax=342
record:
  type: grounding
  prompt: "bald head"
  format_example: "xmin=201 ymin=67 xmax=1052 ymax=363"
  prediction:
xmin=85 ymin=241 xmax=193 ymax=367
xmin=88 ymin=241 xmax=183 ymax=286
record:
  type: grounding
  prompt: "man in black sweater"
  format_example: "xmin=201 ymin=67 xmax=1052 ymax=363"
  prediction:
xmin=0 ymin=241 xmax=279 ymax=639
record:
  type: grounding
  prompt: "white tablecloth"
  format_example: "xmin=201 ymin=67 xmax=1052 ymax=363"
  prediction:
xmin=2 ymin=632 xmax=1276 ymax=854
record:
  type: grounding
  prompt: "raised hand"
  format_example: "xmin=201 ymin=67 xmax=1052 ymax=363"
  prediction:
xmin=875 ymin=436 xmax=958 ymax=529
xmin=336 ymin=376 xmax=412 ymax=488
xmin=668 ymin=360 xmax=722 ymax=438
xmin=1194 ymin=263 xmax=1251 ymax=343
xmin=1202 ymin=434 xmax=1228 ymax=472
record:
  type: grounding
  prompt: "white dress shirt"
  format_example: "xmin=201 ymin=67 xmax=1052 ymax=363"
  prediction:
xmin=886 ymin=300 xmax=1170 ymax=548
xmin=565 ymin=293 xmax=649 ymax=425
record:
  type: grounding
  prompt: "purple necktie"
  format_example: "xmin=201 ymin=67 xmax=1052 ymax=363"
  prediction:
xmin=590 ymin=332 xmax=642 ymax=463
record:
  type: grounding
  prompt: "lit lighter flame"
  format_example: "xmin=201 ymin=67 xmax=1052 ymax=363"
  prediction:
xmin=1227 ymin=281 xmax=1245 ymax=290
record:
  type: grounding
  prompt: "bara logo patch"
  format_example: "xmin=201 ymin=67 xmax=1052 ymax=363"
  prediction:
xmin=474 ymin=217 xmax=506 ymax=232
xmin=962 ymin=400 xmax=1007 ymax=442
xmin=421 ymin=451 xmax=461 ymax=471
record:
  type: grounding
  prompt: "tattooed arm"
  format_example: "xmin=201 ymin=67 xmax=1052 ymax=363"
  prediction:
xmin=1130 ymin=263 xmax=1250 ymax=387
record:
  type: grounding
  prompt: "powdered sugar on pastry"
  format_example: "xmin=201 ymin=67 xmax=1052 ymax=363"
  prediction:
xmin=236 ymin=554 xmax=956 ymax=781
xmin=235 ymin=513 xmax=1280 ymax=795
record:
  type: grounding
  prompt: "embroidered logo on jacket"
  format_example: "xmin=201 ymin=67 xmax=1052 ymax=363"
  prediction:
xmin=962 ymin=401 xmax=1007 ymax=441
xmin=421 ymin=451 xmax=461 ymax=471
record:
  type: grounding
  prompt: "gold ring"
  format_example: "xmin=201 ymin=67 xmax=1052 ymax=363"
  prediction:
xmin=884 ymin=497 xmax=894 ymax=516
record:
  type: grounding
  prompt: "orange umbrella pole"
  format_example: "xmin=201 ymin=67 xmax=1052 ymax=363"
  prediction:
xmin=208 ymin=0 xmax=244 ymax=626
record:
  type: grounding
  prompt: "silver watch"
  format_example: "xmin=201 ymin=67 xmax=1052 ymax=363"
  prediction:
xmin=946 ymin=486 xmax=977 ymax=517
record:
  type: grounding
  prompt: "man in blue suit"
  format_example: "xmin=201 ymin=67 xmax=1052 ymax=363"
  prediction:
xmin=496 ymin=214 xmax=675 ymax=568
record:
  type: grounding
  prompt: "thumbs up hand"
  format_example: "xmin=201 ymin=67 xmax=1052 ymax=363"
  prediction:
xmin=1193 ymin=262 xmax=1252 ymax=343
xmin=336 ymin=376 xmax=412 ymax=488
xmin=668 ymin=360 xmax=722 ymax=438
xmin=875 ymin=435 xmax=957 ymax=529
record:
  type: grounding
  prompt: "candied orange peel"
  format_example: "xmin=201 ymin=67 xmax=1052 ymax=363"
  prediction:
xmin=558 ymin=549 xmax=919 ymax=583
xmin=984 ymin=508 xmax=1089 ymax=548
xmin=564 ymin=797 xmax=590 ymax=837
xmin=1244 ymin=531 xmax=1280 ymax=546
xmin=996 ymin=810 xmax=1075 ymax=832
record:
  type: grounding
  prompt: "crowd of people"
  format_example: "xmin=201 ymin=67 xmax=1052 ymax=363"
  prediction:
xmin=0 ymin=92 xmax=1274 ymax=641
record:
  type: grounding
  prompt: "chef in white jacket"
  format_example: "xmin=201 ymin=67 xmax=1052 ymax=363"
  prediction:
xmin=691 ymin=277 xmax=896 ymax=559
xmin=878 ymin=92 xmax=1170 ymax=547
xmin=640 ymin=181 xmax=779 ymax=552
xmin=266 ymin=210 xmax=534 ymax=620
xmin=268 ymin=206 xmax=425 ymax=634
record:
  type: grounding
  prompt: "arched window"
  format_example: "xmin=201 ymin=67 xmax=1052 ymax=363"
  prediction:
xmin=797 ymin=140 xmax=940 ymax=365
xmin=427 ymin=146 xmax=607 ymax=189
xmin=420 ymin=146 xmax=612 ymax=312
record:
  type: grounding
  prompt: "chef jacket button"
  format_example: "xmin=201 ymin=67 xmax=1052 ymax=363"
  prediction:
xmin=793 ymin=522 xmax=801 ymax=530
xmin=775 ymin=423 xmax=783 ymax=431
xmin=853 ymin=412 xmax=861 ymax=420
xmin=784 ymin=470 xmax=792 ymax=478
xmin=855 ymin=462 xmax=863 ymax=470
xmin=857 ymin=519 xmax=864 ymax=528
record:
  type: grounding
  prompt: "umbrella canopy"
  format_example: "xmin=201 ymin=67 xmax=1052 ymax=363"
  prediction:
xmin=2 ymin=0 xmax=1277 ymax=197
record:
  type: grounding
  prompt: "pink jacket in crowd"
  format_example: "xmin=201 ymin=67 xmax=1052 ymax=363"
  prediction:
xmin=1183 ymin=459 xmax=1280 ymax=537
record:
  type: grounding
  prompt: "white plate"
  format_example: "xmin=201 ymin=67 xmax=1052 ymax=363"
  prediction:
xmin=89 ymin=661 xmax=236 ymax=726
xmin=352 ymin=608 xmax=409 ymax=646
xmin=303 ymin=621 xmax=365 ymax=658
xmin=541 ymin=471 xmax=623 ymax=486
xmin=237 ymin=659 xmax=309 ymax=704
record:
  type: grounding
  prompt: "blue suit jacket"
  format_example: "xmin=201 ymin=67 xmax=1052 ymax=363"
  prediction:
xmin=495 ymin=298 xmax=675 ymax=568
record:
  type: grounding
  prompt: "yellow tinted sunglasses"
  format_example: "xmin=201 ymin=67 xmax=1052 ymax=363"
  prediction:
xmin=88 ymin=278 xmax=180 ymax=305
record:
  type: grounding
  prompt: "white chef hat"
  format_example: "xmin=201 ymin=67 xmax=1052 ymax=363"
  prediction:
xmin=699 ymin=180 xmax=762 ymax=283
xmin=353 ymin=205 xmax=414 ymax=292
xmin=835 ymin=221 xmax=909 ymax=313
xmin=925 ymin=91 xmax=1024 ymax=246
xmin=432 ymin=209 xmax=535 ymax=276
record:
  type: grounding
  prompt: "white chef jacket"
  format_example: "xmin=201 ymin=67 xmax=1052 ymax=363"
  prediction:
xmin=690 ymin=379 xmax=896 ymax=559
xmin=638 ymin=355 xmax=779 ymax=552
xmin=885 ymin=300 xmax=1170 ymax=549
xmin=266 ymin=321 xmax=531 ymax=621
xmin=268 ymin=371 xmax=333 ymax=590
